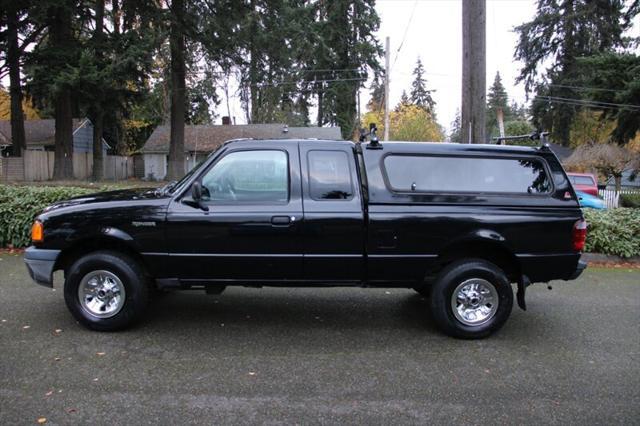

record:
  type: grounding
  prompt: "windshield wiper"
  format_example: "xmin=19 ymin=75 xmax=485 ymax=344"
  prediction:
xmin=155 ymin=181 xmax=177 ymax=196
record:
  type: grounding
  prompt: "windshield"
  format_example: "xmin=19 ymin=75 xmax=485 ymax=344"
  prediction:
xmin=164 ymin=147 xmax=223 ymax=195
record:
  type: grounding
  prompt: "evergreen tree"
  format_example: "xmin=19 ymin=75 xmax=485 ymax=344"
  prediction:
xmin=367 ymin=76 xmax=385 ymax=112
xmin=449 ymin=109 xmax=462 ymax=143
xmin=395 ymin=90 xmax=410 ymax=112
xmin=24 ymin=0 xmax=79 ymax=179
xmin=485 ymin=71 xmax=509 ymax=140
xmin=0 ymin=2 xmax=42 ymax=157
xmin=167 ymin=0 xmax=187 ymax=180
xmin=515 ymin=0 xmax=636 ymax=145
xmin=409 ymin=57 xmax=435 ymax=115
xmin=577 ymin=52 xmax=640 ymax=145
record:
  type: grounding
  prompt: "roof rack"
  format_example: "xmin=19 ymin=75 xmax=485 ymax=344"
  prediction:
xmin=361 ymin=123 xmax=383 ymax=150
xmin=493 ymin=131 xmax=550 ymax=150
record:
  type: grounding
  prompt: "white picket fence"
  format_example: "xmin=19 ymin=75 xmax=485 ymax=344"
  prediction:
xmin=598 ymin=189 xmax=640 ymax=208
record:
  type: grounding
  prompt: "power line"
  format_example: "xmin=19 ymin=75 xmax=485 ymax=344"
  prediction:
xmin=190 ymin=68 xmax=362 ymax=76
xmin=391 ymin=0 xmax=419 ymax=70
xmin=536 ymin=95 xmax=640 ymax=110
xmin=547 ymin=83 xmax=625 ymax=93
xmin=251 ymin=77 xmax=367 ymax=88
xmin=534 ymin=96 xmax=640 ymax=111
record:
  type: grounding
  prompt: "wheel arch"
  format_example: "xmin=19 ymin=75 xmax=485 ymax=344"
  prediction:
xmin=54 ymin=236 xmax=148 ymax=277
xmin=431 ymin=238 xmax=521 ymax=283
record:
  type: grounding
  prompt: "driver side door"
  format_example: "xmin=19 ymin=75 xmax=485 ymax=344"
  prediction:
xmin=165 ymin=143 xmax=303 ymax=282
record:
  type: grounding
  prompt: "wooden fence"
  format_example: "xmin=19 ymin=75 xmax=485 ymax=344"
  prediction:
xmin=1 ymin=151 xmax=133 ymax=182
xmin=598 ymin=189 xmax=640 ymax=208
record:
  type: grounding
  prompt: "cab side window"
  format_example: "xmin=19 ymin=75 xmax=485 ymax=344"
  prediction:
xmin=308 ymin=150 xmax=353 ymax=200
xmin=201 ymin=150 xmax=289 ymax=203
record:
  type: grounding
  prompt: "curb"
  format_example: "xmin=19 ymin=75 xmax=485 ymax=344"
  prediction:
xmin=582 ymin=253 xmax=640 ymax=265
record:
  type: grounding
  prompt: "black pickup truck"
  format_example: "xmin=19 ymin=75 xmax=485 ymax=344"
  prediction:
xmin=24 ymin=139 xmax=587 ymax=338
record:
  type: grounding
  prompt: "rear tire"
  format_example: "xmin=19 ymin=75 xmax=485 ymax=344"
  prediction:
xmin=429 ymin=259 xmax=513 ymax=339
xmin=64 ymin=251 xmax=149 ymax=331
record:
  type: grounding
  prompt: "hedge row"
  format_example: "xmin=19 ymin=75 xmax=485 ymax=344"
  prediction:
xmin=0 ymin=184 xmax=95 ymax=248
xmin=2 ymin=184 xmax=640 ymax=257
xmin=583 ymin=208 xmax=640 ymax=258
xmin=620 ymin=193 xmax=640 ymax=208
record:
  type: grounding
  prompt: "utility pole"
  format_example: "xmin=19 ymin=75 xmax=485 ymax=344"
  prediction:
xmin=461 ymin=0 xmax=486 ymax=144
xmin=497 ymin=107 xmax=505 ymax=139
xmin=383 ymin=36 xmax=390 ymax=141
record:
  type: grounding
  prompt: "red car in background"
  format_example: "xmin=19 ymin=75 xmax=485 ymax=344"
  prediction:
xmin=567 ymin=173 xmax=599 ymax=196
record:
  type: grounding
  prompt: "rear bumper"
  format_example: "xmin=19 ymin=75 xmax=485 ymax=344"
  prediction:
xmin=517 ymin=253 xmax=586 ymax=283
xmin=567 ymin=259 xmax=587 ymax=281
xmin=24 ymin=247 xmax=60 ymax=288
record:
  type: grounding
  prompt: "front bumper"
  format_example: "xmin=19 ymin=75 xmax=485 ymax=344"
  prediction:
xmin=568 ymin=259 xmax=588 ymax=281
xmin=24 ymin=247 xmax=60 ymax=288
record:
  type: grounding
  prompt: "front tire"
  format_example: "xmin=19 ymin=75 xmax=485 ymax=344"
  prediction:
xmin=429 ymin=259 xmax=513 ymax=339
xmin=64 ymin=251 xmax=149 ymax=331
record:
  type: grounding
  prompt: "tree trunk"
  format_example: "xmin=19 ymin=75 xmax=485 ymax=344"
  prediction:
xmin=615 ymin=174 xmax=622 ymax=192
xmin=249 ymin=46 xmax=258 ymax=123
xmin=249 ymin=0 xmax=258 ymax=123
xmin=92 ymin=0 xmax=105 ymax=180
xmin=167 ymin=0 xmax=186 ymax=181
xmin=50 ymin=4 xmax=74 ymax=179
xmin=7 ymin=5 xmax=26 ymax=157
xmin=92 ymin=112 xmax=105 ymax=180
xmin=317 ymin=88 xmax=323 ymax=127
xmin=112 ymin=0 xmax=121 ymax=36
xmin=53 ymin=89 xmax=74 ymax=179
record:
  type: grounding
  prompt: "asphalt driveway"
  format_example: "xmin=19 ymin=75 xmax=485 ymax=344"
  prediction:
xmin=1 ymin=252 xmax=639 ymax=425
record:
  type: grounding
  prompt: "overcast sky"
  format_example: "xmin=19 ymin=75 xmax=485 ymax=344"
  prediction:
xmin=374 ymin=0 xmax=536 ymax=133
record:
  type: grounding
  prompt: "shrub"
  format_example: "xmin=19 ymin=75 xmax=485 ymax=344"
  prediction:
xmin=0 ymin=184 xmax=95 ymax=248
xmin=620 ymin=193 xmax=640 ymax=208
xmin=583 ymin=208 xmax=640 ymax=258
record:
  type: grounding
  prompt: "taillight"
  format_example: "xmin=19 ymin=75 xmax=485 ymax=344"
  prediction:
xmin=31 ymin=220 xmax=44 ymax=243
xmin=573 ymin=219 xmax=587 ymax=252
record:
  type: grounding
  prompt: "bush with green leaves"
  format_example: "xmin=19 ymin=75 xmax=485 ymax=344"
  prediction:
xmin=620 ymin=193 xmax=640 ymax=208
xmin=0 ymin=184 xmax=95 ymax=248
xmin=583 ymin=208 xmax=640 ymax=258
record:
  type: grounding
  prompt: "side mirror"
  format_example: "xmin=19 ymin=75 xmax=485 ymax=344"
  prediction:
xmin=192 ymin=180 xmax=203 ymax=201
xmin=186 ymin=181 xmax=208 ymax=211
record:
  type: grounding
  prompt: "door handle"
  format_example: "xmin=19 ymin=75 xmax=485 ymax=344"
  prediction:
xmin=271 ymin=215 xmax=292 ymax=225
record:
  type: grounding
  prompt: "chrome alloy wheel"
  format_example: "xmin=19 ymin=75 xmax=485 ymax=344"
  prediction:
xmin=451 ymin=278 xmax=499 ymax=326
xmin=78 ymin=270 xmax=126 ymax=319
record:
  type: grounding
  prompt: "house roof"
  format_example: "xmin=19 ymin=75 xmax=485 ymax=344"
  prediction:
xmin=141 ymin=124 xmax=343 ymax=153
xmin=0 ymin=119 xmax=85 ymax=146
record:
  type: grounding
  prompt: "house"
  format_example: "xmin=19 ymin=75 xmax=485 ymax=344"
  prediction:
xmin=0 ymin=118 xmax=109 ymax=156
xmin=141 ymin=123 xmax=342 ymax=180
